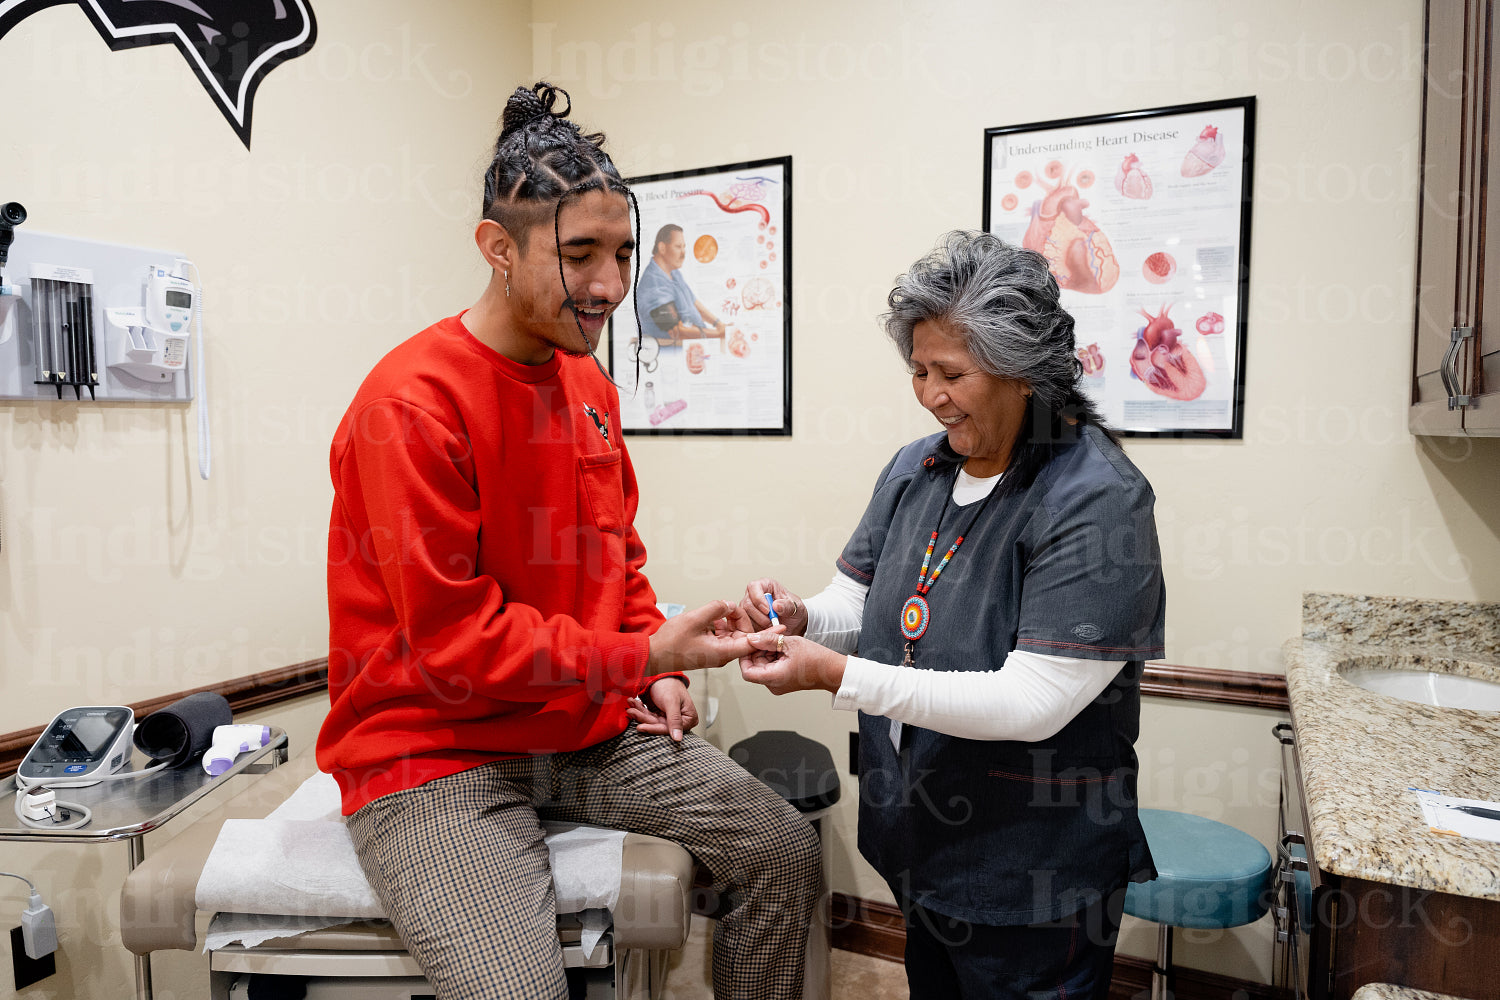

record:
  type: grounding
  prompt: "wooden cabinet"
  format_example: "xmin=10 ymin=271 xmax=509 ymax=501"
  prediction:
xmin=1273 ymin=723 xmax=1500 ymax=999
xmin=1412 ymin=0 xmax=1500 ymax=435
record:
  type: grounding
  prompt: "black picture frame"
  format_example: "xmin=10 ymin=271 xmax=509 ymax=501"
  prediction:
xmin=608 ymin=155 xmax=792 ymax=436
xmin=983 ymin=97 xmax=1255 ymax=438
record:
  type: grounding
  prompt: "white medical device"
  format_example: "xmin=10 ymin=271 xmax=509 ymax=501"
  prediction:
xmin=102 ymin=259 xmax=212 ymax=479
xmin=203 ymin=724 xmax=271 ymax=776
xmin=105 ymin=264 xmax=194 ymax=382
xmin=17 ymin=706 xmax=134 ymax=786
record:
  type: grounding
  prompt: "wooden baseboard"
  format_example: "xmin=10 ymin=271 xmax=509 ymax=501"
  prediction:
xmin=1141 ymin=663 xmax=1288 ymax=711
xmin=0 ymin=658 xmax=328 ymax=777
xmin=830 ymin=892 xmax=906 ymax=962
xmin=831 ymin=893 xmax=1290 ymax=1000
xmin=1107 ymin=954 xmax=1292 ymax=1000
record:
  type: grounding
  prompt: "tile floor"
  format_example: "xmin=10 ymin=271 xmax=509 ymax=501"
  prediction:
xmin=659 ymin=916 xmax=908 ymax=1000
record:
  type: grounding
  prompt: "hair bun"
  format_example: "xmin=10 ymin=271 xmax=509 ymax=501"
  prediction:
xmin=501 ymin=81 xmax=574 ymax=139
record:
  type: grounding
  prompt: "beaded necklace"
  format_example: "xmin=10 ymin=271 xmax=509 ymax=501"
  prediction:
xmin=900 ymin=467 xmax=1002 ymax=667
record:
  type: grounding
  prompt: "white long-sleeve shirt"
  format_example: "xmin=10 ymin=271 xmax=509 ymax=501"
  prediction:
xmin=803 ymin=467 xmax=1125 ymax=743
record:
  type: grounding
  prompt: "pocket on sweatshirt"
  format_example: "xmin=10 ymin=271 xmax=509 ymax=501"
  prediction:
xmin=578 ymin=451 xmax=625 ymax=535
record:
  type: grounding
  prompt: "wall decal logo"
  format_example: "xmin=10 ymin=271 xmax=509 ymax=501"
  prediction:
xmin=0 ymin=1 xmax=317 ymax=149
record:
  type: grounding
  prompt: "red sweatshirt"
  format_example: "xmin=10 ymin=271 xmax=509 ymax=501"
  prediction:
xmin=317 ymin=315 xmax=669 ymax=815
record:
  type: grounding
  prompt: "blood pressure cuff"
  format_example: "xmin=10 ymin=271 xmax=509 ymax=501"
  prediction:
xmin=649 ymin=302 xmax=679 ymax=333
xmin=133 ymin=691 xmax=232 ymax=767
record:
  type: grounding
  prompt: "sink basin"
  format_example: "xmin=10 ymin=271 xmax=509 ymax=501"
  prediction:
xmin=1340 ymin=667 xmax=1500 ymax=711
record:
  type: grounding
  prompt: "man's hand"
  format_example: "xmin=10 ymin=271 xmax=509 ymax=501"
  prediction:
xmin=627 ymin=677 xmax=699 ymax=742
xmin=739 ymin=633 xmax=846 ymax=696
xmin=648 ymin=600 xmax=766 ymax=672
xmin=736 ymin=578 xmax=808 ymax=637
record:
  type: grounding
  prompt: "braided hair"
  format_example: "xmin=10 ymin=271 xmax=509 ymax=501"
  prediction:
xmin=482 ymin=82 xmax=641 ymax=372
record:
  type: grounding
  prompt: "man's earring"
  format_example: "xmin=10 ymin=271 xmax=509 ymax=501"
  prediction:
xmin=504 ymin=269 xmax=510 ymax=298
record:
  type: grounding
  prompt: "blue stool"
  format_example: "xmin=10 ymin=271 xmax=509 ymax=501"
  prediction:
xmin=1125 ymin=809 xmax=1273 ymax=1000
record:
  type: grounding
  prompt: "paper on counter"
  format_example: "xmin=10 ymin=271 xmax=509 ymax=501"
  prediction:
xmin=1411 ymin=788 xmax=1500 ymax=843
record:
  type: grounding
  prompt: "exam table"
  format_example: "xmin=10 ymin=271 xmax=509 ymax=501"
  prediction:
xmin=119 ymin=748 xmax=696 ymax=1000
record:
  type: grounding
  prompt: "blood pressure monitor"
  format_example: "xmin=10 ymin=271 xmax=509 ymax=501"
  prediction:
xmin=18 ymin=706 xmax=134 ymax=785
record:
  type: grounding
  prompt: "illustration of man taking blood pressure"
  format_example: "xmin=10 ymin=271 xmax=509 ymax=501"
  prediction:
xmin=636 ymin=222 xmax=727 ymax=346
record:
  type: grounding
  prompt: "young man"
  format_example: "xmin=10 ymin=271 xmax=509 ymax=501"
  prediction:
xmin=317 ymin=83 xmax=819 ymax=1000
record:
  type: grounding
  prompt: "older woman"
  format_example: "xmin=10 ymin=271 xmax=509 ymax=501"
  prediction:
xmin=738 ymin=231 xmax=1164 ymax=999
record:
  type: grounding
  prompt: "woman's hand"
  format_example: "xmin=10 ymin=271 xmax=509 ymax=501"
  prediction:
xmin=627 ymin=677 xmax=699 ymax=742
xmin=736 ymin=578 xmax=808 ymax=637
xmin=739 ymin=633 xmax=846 ymax=695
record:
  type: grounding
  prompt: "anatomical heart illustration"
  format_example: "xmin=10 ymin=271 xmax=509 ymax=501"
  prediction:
xmin=984 ymin=97 xmax=1253 ymax=434
xmin=1129 ymin=305 xmax=1205 ymax=401
xmin=1115 ymin=153 xmax=1153 ymax=199
xmin=1021 ymin=161 xmax=1121 ymax=294
xmin=1077 ymin=343 xmax=1105 ymax=377
xmin=1181 ymin=125 xmax=1226 ymax=178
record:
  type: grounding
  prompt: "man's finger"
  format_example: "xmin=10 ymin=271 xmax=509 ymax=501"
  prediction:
xmin=665 ymin=694 xmax=684 ymax=742
xmin=682 ymin=599 xmax=735 ymax=629
xmin=745 ymin=631 xmax=784 ymax=651
xmin=709 ymin=629 xmax=758 ymax=659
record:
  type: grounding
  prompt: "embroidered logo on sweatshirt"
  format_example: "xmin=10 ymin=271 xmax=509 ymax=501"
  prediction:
xmin=1071 ymin=623 xmax=1103 ymax=642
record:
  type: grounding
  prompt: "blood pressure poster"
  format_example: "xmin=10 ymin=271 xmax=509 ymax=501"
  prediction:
xmin=984 ymin=98 xmax=1254 ymax=438
xmin=608 ymin=156 xmax=792 ymax=436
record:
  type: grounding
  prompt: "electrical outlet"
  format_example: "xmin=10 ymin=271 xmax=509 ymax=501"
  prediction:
xmin=848 ymin=731 xmax=859 ymax=776
xmin=10 ymin=925 xmax=55 ymax=989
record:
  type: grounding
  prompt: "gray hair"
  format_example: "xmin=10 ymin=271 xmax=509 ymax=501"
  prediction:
xmin=882 ymin=231 xmax=1080 ymax=414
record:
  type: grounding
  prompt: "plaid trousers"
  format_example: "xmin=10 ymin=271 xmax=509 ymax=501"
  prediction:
xmin=348 ymin=725 xmax=822 ymax=1000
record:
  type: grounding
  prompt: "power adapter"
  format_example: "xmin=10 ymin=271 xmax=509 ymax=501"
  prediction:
xmin=21 ymin=892 xmax=56 ymax=959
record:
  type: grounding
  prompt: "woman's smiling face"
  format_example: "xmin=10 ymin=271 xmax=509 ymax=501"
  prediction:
xmin=910 ymin=318 xmax=1031 ymax=478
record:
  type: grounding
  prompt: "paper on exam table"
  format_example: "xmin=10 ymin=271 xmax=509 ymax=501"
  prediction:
xmin=197 ymin=817 xmax=386 ymax=918
xmin=266 ymin=769 xmax=343 ymax=822
xmin=541 ymin=822 xmax=626 ymax=912
xmin=204 ymin=913 xmax=361 ymax=952
xmin=1412 ymin=788 xmax=1500 ymax=843
xmin=196 ymin=772 xmax=627 ymax=955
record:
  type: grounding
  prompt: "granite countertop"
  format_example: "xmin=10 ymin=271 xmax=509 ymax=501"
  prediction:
xmin=1283 ymin=593 xmax=1500 ymax=901
xmin=1352 ymin=986 xmax=1473 ymax=1000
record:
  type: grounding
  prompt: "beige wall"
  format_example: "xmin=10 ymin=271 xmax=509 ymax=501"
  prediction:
xmin=0 ymin=2 xmax=532 ymax=996
xmin=2 ymin=0 xmax=1498 ymax=994
xmin=534 ymin=0 xmax=1500 ymax=983
xmin=0 ymin=0 xmax=532 ymax=735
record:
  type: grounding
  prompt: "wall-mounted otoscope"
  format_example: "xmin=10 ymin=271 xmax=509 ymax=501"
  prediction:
xmin=0 ymin=201 xmax=26 ymax=286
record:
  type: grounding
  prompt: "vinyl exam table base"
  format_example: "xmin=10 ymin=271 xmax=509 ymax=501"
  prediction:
xmin=118 ymin=749 xmax=696 ymax=1000
xmin=0 ymin=728 xmax=291 ymax=1000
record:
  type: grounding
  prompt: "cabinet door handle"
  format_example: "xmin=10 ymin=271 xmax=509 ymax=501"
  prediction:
xmin=1443 ymin=326 xmax=1474 ymax=409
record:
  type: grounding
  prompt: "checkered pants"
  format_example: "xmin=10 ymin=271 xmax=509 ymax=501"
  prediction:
xmin=347 ymin=725 xmax=822 ymax=1000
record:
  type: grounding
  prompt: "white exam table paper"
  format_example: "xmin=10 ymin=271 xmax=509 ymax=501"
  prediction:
xmin=197 ymin=772 xmax=625 ymax=957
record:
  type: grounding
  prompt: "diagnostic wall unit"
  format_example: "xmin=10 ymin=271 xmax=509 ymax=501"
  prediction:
xmin=0 ymin=230 xmax=194 ymax=403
